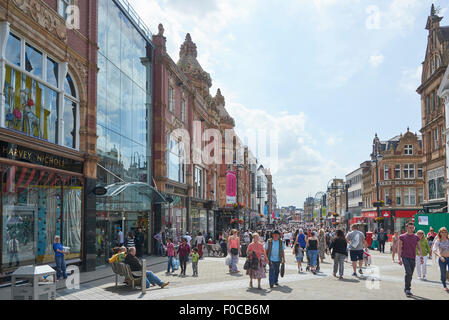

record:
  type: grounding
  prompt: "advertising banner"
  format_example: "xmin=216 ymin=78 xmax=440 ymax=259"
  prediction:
xmin=226 ymin=170 xmax=236 ymax=205
xmin=418 ymin=216 xmax=429 ymax=225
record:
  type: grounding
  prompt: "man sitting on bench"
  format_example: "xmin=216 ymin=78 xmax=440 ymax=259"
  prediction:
xmin=124 ymin=247 xmax=169 ymax=289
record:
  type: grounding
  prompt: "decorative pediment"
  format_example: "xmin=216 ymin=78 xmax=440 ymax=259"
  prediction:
xmin=11 ymin=0 xmax=67 ymax=42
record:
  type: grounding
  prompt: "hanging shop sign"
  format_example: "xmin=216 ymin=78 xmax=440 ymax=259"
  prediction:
xmin=226 ymin=170 xmax=236 ymax=205
xmin=0 ymin=140 xmax=83 ymax=173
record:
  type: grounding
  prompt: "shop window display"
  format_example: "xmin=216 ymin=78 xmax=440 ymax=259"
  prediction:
xmin=1 ymin=165 xmax=82 ymax=271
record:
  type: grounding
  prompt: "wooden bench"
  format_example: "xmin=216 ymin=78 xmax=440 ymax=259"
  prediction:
xmin=111 ymin=262 xmax=143 ymax=289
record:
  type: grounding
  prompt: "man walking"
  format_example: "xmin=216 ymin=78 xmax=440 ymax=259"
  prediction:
xmin=398 ymin=222 xmax=424 ymax=297
xmin=135 ymin=228 xmax=145 ymax=258
xmin=264 ymin=230 xmax=286 ymax=288
xmin=378 ymin=228 xmax=388 ymax=253
xmin=346 ymin=224 xmax=367 ymax=277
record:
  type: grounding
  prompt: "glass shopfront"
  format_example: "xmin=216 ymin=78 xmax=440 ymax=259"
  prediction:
xmin=1 ymin=164 xmax=82 ymax=277
xmin=161 ymin=196 xmax=187 ymax=244
xmin=95 ymin=0 xmax=153 ymax=265
xmin=190 ymin=208 xmax=208 ymax=235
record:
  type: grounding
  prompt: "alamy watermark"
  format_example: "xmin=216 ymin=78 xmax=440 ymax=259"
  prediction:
xmin=169 ymin=121 xmax=279 ymax=173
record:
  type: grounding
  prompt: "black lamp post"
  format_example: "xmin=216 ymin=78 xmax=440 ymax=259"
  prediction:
xmin=371 ymin=146 xmax=383 ymax=234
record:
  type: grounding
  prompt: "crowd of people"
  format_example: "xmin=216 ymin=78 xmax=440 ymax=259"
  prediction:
xmin=102 ymin=222 xmax=449 ymax=297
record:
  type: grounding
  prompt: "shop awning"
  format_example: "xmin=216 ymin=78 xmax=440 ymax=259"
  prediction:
xmin=95 ymin=182 xmax=171 ymax=212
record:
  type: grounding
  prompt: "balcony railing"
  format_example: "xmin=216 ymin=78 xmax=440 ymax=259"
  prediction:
xmin=115 ymin=0 xmax=153 ymax=40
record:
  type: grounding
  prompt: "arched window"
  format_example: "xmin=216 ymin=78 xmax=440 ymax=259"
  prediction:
xmin=1 ymin=30 xmax=80 ymax=150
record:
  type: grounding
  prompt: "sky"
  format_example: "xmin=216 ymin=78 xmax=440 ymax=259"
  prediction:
xmin=129 ymin=0 xmax=449 ymax=208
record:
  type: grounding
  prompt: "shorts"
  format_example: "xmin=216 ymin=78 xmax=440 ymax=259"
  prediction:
xmin=296 ymin=250 xmax=304 ymax=262
xmin=350 ymin=250 xmax=364 ymax=262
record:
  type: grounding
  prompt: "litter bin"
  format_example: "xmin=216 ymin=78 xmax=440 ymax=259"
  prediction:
xmin=11 ymin=265 xmax=57 ymax=300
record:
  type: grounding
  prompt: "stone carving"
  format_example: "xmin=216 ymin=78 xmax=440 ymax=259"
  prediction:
xmin=158 ymin=23 xmax=165 ymax=36
xmin=11 ymin=0 xmax=67 ymax=42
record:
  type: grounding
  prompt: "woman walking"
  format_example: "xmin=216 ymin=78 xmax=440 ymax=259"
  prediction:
xmin=293 ymin=242 xmax=304 ymax=273
xmin=177 ymin=237 xmax=191 ymax=277
xmin=391 ymin=231 xmax=399 ymax=262
xmin=228 ymin=229 xmax=241 ymax=274
xmin=415 ymin=230 xmax=431 ymax=280
xmin=318 ymin=229 xmax=327 ymax=263
xmin=247 ymin=233 xmax=268 ymax=289
xmin=307 ymin=231 xmax=319 ymax=274
xmin=371 ymin=230 xmax=378 ymax=250
xmin=432 ymin=227 xmax=449 ymax=291
xmin=166 ymin=238 xmax=176 ymax=275
xmin=195 ymin=232 xmax=205 ymax=259
xmin=329 ymin=230 xmax=348 ymax=279
xmin=126 ymin=231 xmax=135 ymax=250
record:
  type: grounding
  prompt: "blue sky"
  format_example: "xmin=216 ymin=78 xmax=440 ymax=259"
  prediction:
xmin=130 ymin=0 xmax=448 ymax=208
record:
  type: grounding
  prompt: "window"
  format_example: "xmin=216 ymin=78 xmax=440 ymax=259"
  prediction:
xmin=404 ymin=144 xmax=413 ymax=155
xmin=168 ymin=86 xmax=174 ymax=112
xmin=431 ymin=59 xmax=435 ymax=74
xmin=3 ymin=32 xmax=79 ymax=149
xmin=428 ymin=168 xmax=445 ymax=200
xmin=166 ymin=135 xmax=185 ymax=183
xmin=418 ymin=164 xmax=423 ymax=178
xmin=195 ymin=167 xmax=203 ymax=199
xmin=404 ymin=188 xmax=416 ymax=206
xmin=426 ymin=96 xmax=430 ymax=114
xmin=437 ymin=56 xmax=441 ymax=69
xmin=403 ymin=164 xmax=415 ymax=179
xmin=433 ymin=128 xmax=439 ymax=150
xmin=396 ymin=189 xmax=402 ymax=206
xmin=59 ymin=0 xmax=71 ymax=20
xmin=384 ymin=165 xmax=389 ymax=180
xmin=181 ymin=98 xmax=186 ymax=122
xmin=432 ymin=92 xmax=436 ymax=111
xmin=395 ymin=164 xmax=401 ymax=179
xmin=385 ymin=190 xmax=390 ymax=205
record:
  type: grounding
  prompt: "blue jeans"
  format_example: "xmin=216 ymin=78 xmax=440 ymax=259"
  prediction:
xmin=308 ymin=250 xmax=318 ymax=267
xmin=402 ymin=257 xmax=416 ymax=291
xmin=146 ymin=271 xmax=163 ymax=288
xmin=55 ymin=255 xmax=67 ymax=280
xmin=231 ymin=254 xmax=239 ymax=272
xmin=269 ymin=261 xmax=281 ymax=285
xmin=438 ymin=257 xmax=449 ymax=288
xmin=167 ymin=256 xmax=174 ymax=273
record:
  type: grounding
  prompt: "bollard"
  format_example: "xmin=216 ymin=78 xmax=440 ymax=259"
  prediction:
xmin=141 ymin=259 xmax=146 ymax=294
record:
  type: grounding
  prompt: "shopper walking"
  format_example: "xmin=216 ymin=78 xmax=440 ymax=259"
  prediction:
xmin=318 ymin=229 xmax=327 ymax=263
xmin=191 ymin=248 xmax=200 ymax=277
xmin=177 ymin=237 xmax=191 ymax=277
xmin=378 ymin=228 xmax=388 ymax=253
xmin=247 ymin=233 xmax=268 ymax=289
xmin=125 ymin=231 xmax=135 ymax=250
xmin=427 ymin=227 xmax=437 ymax=255
xmin=432 ymin=227 xmax=449 ymax=292
xmin=346 ymin=224 xmax=367 ymax=277
xmin=228 ymin=229 xmax=241 ymax=274
xmin=265 ymin=230 xmax=285 ymax=288
xmin=306 ymin=231 xmax=319 ymax=275
xmin=329 ymin=230 xmax=348 ymax=279
xmin=398 ymin=222 xmax=424 ymax=297
xmin=195 ymin=232 xmax=205 ymax=259
xmin=371 ymin=230 xmax=378 ymax=250
xmin=415 ymin=230 xmax=431 ymax=280
xmin=134 ymin=228 xmax=145 ymax=258
xmin=293 ymin=242 xmax=304 ymax=273
xmin=165 ymin=238 xmax=176 ymax=275
xmin=392 ymin=231 xmax=399 ymax=262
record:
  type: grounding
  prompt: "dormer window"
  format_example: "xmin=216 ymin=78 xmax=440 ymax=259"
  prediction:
xmin=436 ymin=56 xmax=441 ymax=69
xmin=404 ymin=144 xmax=413 ymax=155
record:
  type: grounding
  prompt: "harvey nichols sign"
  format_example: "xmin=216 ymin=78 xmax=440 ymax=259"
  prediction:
xmin=379 ymin=180 xmax=416 ymax=186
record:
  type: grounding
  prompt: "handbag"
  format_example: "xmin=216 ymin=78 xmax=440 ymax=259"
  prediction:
xmin=172 ymin=258 xmax=179 ymax=271
xmin=225 ymin=256 xmax=232 ymax=266
xmin=280 ymin=263 xmax=285 ymax=278
xmin=243 ymin=258 xmax=250 ymax=270
xmin=230 ymin=248 xmax=238 ymax=256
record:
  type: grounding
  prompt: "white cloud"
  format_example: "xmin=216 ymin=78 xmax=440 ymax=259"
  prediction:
xmin=370 ymin=54 xmax=384 ymax=68
xmin=400 ymin=65 xmax=422 ymax=93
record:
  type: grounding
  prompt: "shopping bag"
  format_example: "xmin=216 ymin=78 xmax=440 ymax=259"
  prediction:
xmin=225 ymin=256 xmax=232 ymax=266
xmin=243 ymin=258 xmax=250 ymax=271
xmin=172 ymin=258 xmax=179 ymax=271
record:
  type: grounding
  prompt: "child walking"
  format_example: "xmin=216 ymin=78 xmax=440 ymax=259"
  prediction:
xmin=191 ymin=248 xmax=199 ymax=277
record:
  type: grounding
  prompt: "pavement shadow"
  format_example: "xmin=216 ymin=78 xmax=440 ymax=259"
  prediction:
xmin=246 ymin=287 xmax=269 ymax=296
xmin=408 ymin=295 xmax=431 ymax=301
xmin=103 ymin=285 xmax=146 ymax=296
xmin=272 ymin=285 xmax=293 ymax=294
xmin=338 ymin=278 xmax=360 ymax=283
xmin=419 ymin=279 xmax=442 ymax=285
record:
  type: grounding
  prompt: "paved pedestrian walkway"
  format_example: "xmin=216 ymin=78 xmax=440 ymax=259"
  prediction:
xmin=51 ymin=251 xmax=449 ymax=300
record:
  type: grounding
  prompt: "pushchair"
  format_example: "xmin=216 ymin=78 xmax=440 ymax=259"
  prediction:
xmin=305 ymin=248 xmax=320 ymax=272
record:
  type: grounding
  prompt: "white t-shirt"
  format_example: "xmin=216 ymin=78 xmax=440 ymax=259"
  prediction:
xmin=184 ymin=235 xmax=192 ymax=246
xmin=195 ymin=236 xmax=205 ymax=245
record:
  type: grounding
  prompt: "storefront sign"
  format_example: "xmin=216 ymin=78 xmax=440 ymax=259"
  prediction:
xmin=0 ymin=141 xmax=83 ymax=173
xmin=226 ymin=170 xmax=236 ymax=205
xmin=379 ymin=180 xmax=416 ymax=186
xmin=362 ymin=211 xmax=377 ymax=218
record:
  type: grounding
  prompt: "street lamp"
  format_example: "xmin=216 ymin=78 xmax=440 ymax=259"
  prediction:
xmin=371 ymin=143 xmax=383 ymax=234
xmin=327 ymin=178 xmax=344 ymax=226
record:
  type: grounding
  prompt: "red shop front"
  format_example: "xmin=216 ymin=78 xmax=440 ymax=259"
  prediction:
xmin=394 ymin=210 xmax=418 ymax=234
